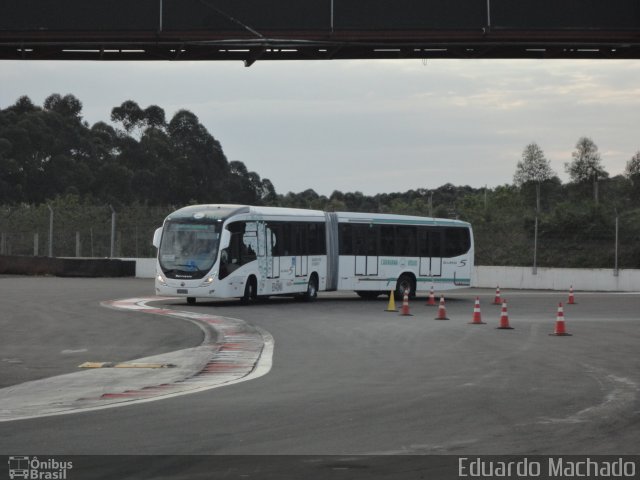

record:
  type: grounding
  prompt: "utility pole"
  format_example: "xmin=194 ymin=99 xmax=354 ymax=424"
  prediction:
xmin=429 ymin=192 xmax=433 ymax=217
xmin=484 ymin=185 xmax=488 ymax=211
xmin=47 ymin=205 xmax=54 ymax=257
xmin=532 ymin=216 xmax=538 ymax=275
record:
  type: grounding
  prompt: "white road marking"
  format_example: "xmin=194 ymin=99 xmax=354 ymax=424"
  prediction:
xmin=0 ymin=297 xmax=273 ymax=422
xmin=538 ymin=365 xmax=639 ymax=425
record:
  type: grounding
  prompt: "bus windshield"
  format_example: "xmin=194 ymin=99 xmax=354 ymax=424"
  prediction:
xmin=159 ymin=220 xmax=221 ymax=279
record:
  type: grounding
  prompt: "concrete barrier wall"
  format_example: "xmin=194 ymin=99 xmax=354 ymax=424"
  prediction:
xmin=0 ymin=255 xmax=152 ymax=278
xmin=122 ymin=258 xmax=156 ymax=279
xmin=131 ymin=258 xmax=640 ymax=291
xmin=4 ymin=254 xmax=637 ymax=291
xmin=473 ymin=266 xmax=640 ymax=292
xmin=0 ymin=255 xmax=135 ymax=277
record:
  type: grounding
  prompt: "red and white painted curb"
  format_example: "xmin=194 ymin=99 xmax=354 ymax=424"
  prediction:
xmin=0 ymin=297 xmax=273 ymax=422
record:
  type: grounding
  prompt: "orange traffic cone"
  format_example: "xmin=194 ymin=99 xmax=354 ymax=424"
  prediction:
xmin=426 ymin=286 xmax=437 ymax=306
xmin=493 ymin=286 xmax=502 ymax=305
xmin=497 ymin=300 xmax=514 ymax=329
xmin=568 ymin=285 xmax=576 ymax=305
xmin=399 ymin=290 xmax=413 ymax=316
xmin=469 ymin=297 xmax=486 ymax=324
xmin=385 ymin=289 xmax=398 ymax=312
xmin=550 ymin=302 xmax=572 ymax=336
xmin=435 ymin=295 xmax=449 ymax=320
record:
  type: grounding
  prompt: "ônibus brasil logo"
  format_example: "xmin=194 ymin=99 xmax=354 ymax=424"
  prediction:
xmin=8 ymin=456 xmax=73 ymax=480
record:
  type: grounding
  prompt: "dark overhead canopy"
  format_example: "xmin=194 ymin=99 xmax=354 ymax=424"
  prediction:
xmin=1 ymin=0 xmax=639 ymax=65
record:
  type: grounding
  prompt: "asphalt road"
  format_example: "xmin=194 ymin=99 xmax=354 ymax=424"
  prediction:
xmin=1 ymin=277 xmax=639 ymax=462
xmin=0 ymin=276 xmax=203 ymax=388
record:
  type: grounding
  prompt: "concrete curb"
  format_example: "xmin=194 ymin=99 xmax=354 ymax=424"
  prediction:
xmin=0 ymin=297 xmax=273 ymax=422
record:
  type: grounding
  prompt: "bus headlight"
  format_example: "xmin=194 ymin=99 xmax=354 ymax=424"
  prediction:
xmin=199 ymin=274 xmax=216 ymax=287
xmin=156 ymin=274 xmax=168 ymax=286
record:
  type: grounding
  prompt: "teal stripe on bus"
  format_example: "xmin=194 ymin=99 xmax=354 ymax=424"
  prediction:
xmin=356 ymin=277 xmax=471 ymax=284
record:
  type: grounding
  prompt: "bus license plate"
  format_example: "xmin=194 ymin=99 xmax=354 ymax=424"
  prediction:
xmin=177 ymin=289 xmax=188 ymax=294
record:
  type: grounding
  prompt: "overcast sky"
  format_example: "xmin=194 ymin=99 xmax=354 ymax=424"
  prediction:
xmin=2 ymin=59 xmax=639 ymax=196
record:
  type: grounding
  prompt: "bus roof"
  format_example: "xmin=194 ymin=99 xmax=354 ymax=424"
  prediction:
xmin=335 ymin=211 xmax=471 ymax=227
xmin=166 ymin=204 xmax=326 ymax=222
xmin=166 ymin=204 xmax=470 ymax=227
xmin=248 ymin=206 xmax=326 ymax=218
xmin=167 ymin=204 xmax=250 ymax=221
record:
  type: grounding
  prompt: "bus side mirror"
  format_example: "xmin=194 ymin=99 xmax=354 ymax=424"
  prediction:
xmin=152 ymin=227 xmax=162 ymax=249
xmin=219 ymin=229 xmax=231 ymax=250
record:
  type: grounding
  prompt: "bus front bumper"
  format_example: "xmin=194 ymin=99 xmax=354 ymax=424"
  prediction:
xmin=155 ymin=273 xmax=219 ymax=298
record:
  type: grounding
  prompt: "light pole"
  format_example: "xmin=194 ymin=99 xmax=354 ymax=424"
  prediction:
xmin=532 ymin=183 xmax=540 ymax=275
xmin=47 ymin=204 xmax=54 ymax=257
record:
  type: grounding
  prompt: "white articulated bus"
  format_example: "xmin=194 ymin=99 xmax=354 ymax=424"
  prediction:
xmin=153 ymin=204 xmax=473 ymax=304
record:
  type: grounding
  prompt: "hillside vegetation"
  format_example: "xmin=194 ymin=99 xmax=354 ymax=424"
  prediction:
xmin=2 ymin=95 xmax=640 ymax=268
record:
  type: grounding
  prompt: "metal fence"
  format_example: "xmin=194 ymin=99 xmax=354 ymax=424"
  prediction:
xmin=0 ymin=204 xmax=171 ymax=259
xmin=472 ymin=212 xmax=640 ymax=270
xmin=1 ymin=204 xmax=638 ymax=271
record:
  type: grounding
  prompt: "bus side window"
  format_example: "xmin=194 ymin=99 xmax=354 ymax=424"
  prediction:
xmin=366 ymin=225 xmax=378 ymax=255
xmin=444 ymin=227 xmax=470 ymax=257
xmin=267 ymin=223 xmax=293 ymax=256
xmin=380 ymin=226 xmax=395 ymax=256
xmin=308 ymin=222 xmax=326 ymax=255
xmin=353 ymin=225 xmax=367 ymax=256
xmin=418 ymin=228 xmax=429 ymax=257
xmin=280 ymin=224 xmax=291 ymax=255
xmin=267 ymin=223 xmax=281 ymax=256
xmin=431 ymin=229 xmax=443 ymax=257
xmin=291 ymin=223 xmax=307 ymax=256
xmin=222 ymin=222 xmax=248 ymax=272
xmin=242 ymin=222 xmax=258 ymax=263
xmin=396 ymin=226 xmax=416 ymax=256
xmin=339 ymin=224 xmax=353 ymax=255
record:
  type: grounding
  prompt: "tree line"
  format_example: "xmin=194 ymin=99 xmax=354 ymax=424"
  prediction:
xmin=0 ymin=94 xmax=276 ymax=206
xmin=1 ymin=94 xmax=640 ymax=267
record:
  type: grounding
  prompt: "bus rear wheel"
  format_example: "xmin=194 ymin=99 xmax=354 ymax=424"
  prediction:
xmin=395 ymin=274 xmax=416 ymax=300
xmin=301 ymin=274 xmax=318 ymax=302
xmin=187 ymin=297 xmax=196 ymax=305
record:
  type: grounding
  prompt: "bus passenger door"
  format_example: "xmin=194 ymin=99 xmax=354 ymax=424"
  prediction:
xmin=430 ymin=256 xmax=442 ymax=276
xmin=295 ymin=256 xmax=308 ymax=277
xmin=354 ymin=255 xmax=377 ymax=276
xmin=419 ymin=257 xmax=430 ymax=277
xmin=366 ymin=256 xmax=378 ymax=276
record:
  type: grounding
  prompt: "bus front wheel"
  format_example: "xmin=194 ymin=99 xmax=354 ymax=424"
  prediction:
xmin=240 ymin=277 xmax=257 ymax=305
